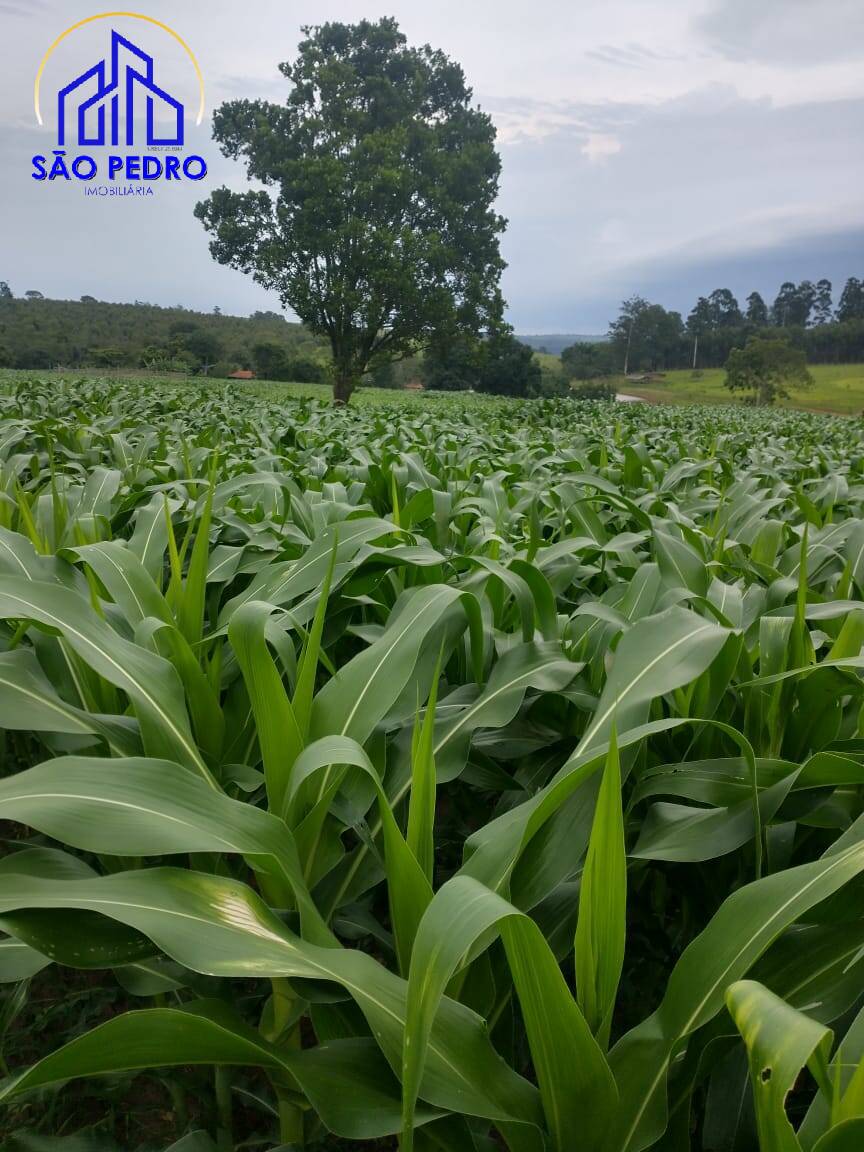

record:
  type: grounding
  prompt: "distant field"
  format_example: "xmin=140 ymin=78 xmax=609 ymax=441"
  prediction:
xmin=615 ymin=363 xmax=864 ymax=415
xmin=0 ymin=368 xmax=414 ymax=408
xmin=3 ymin=364 xmax=863 ymax=414
xmin=0 ymin=368 xmax=504 ymax=408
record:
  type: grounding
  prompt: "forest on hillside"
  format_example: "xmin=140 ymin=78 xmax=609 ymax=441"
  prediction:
xmin=0 ymin=290 xmax=327 ymax=379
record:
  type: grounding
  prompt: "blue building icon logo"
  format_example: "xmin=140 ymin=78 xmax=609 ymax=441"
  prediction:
xmin=58 ymin=30 xmax=184 ymax=148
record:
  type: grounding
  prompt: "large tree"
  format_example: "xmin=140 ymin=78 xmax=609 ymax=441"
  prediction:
xmin=772 ymin=280 xmax=814 ymax=327
xmin=686 ymin=296 xmax=713 ymax=368
xmin=475 ymin=328 xmax=542 ymax=397
xmin=561 ymin=339 xmax=615 ymax=380
xmin=422 ymin=332 xmax=479 ymax=392
xmin=195 ymin=18 xmax=506 ymax=402
xmin=610 ymin=297 xmax=684 ymax=372
xmin=812 ymin=279 xmax=833 ymax=326
xmin=707 ymin=288 xmax=742 ymax=328
xmin=724 ymin=332 xmax=813 ymax=405
xmin=609 ymin=295 xmax=649 ymax=374
xmin=745 ymin=291 xmax=769 ymax=326
xmin=771 ymin=281 xmax=798 ymax=326
xmin=837 ymin=277 xmax=864 ymax=323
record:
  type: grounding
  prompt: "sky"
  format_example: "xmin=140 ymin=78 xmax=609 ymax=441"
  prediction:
xmin=1 ymin=0 xmax=862 ymax=333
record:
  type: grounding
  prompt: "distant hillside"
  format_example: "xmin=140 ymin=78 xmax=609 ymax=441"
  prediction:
xmin=518 ymin=334 xmax=608 ymax=355
xmin=0 ymin=296 xmax=326 ymax=375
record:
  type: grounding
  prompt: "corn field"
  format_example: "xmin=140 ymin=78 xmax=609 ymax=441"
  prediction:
xmin=1 ymin=377 xmax=864 ymax=1152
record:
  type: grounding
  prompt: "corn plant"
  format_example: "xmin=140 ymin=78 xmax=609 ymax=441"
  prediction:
xmin=0 ymin=376 xmax=863 ymax=1150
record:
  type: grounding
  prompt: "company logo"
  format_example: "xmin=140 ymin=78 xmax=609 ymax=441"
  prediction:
xmin=59 ymin=30 xmax=184 ymax=148
xmin=32 ymin=13 xmax=207 ymax=192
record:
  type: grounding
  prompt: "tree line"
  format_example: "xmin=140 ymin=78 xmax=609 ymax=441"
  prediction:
xmin=0 ymin=289 xmax=327 ymax=380
xmin=563 ymin=278 xmax=864 ymax=379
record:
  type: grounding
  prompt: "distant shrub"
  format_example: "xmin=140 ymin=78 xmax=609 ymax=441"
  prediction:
xmin=364 ymin=361 xmax=399 ymax=389
xmin=725 ymin=332 xmax=813 ymax=405
xmin=90 ymin=346 xmax=132 ymax=368
xmin=253 ymin=342 xmax=326 ymax=383
xmin=561 ymin=340 xmax=616 ymax=380
xmin=289 ymin=356 xmax=326 ymax=384
xmin=571 ymin=380 xmax=616 ymax=401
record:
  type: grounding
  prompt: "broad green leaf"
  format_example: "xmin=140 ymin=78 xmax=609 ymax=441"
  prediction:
xmin=69 ymin=540 xmax=172 ymax=626
xmin=0 ymin=647 xmax=139 ymax=755
xmin=407 ymin=653 xmax=442 ymax=884
xmin=219 ymin=517 xmax=398 ymax=622
xmin=0 ymin=576 xmax=208 ymax=779
xmin=287 ymin=735 xmax=433 ymax=973
xmin=310 ymin=585 xmax=479 ymax=745
xmin=608 ymin=842 xmax=864 ymax=1152
xmin=575 ymin=725 xmax=626 ymax=1049
xmin=177 ymin=476 xmax=215 ymax=646
xmin=0 ymin=999 xmax=443 ymax=1139
xmin=726 ymin=980 xmax=833 ymax=1152
xmin=812 ymin=1120 xmax=864 ymax=1152
xmin=0 ymin=866 xmax=542 ymax=1129
xmin=579 ymin=605 xmax=729 ymax=754
xmin=228 ymin=600 xmax=305 ymax=816
xmin=0 ymin=755 xmax=333 ymax=946
xmin=401 ymin=874 xmax=616 ymax=1151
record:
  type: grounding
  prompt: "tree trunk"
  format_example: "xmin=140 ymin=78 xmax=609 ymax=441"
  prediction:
xmin=331 ymin=340 xmax=361 ymax=405
xmin=692 ymin=333 xmax=698 ymax=370
xmin=332 ymin=371 xmax=355 ymax=406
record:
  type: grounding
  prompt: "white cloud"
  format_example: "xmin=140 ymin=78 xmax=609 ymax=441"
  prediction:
xmin=580 ymin=133 xmax=622 ymax=164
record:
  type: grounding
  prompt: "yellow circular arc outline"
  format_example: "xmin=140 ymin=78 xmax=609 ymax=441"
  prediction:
xmin=34 ymin=11 xmax=205 ymax=128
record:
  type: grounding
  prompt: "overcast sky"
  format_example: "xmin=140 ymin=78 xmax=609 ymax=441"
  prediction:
xmin=1 ymin=0 xmax=862 ymax=332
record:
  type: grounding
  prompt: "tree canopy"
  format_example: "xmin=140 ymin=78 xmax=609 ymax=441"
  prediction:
xmin=195 ymin=18 xmax=506 ymax=402
xmin=610 ymin=296 xmax=684 ymax=373
xmin=838 ymin=278 xmax=864 ymax=323
xmin=724 ymin=332 xmax=813 ymax=405
xmin=745 ymin=291 xmax=769 ymax=326
xmin=423 ymin=328 xmax=542 ymax=396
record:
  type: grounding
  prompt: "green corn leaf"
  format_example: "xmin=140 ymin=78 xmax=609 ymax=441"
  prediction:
xmin=287 ymin=735 xmax=433 ymax=974
xmin=401 ymin=874 xmax=616 ymax=1152
xmin=608 ymin=842 xmax=864 ymax=1152
xmin=292 ymin=530 xmax=337 ymax=740
xmin=726 ymin=980 xmax=833 ymax=1152
xmin=228 ymin=600 xmax=305 ymax=816
xmin=178 ymin=473 xmax=215 ymax=646
xmin=575 ymin=724 xmax=626 ymax=1050
xmin=0 ymin=865 xmax=542 ymax=1130
xmin=0 ymin=754 xmax=333 ymax=946
xmin=0 ymin=936 xmax=50 ymax=982
xmin=812 ymin=1120 xmax=864 ymax=1152
xmin=219 ymin=517 xmax=398 ymax=622
xmin=0 ymin=647 xmax=140 ymax=756
xmin=69 ymin=540 xmax=172 ymax=626
xmin=310 ymin=585 xmax=481 ymax=745
xmin=0 ymin=576 xmax=208 ymax=779
xmin=407 ymin=651 xmax=443 ymax=884
xmin=0 ymin=1000 xmax=444 ymax=1139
